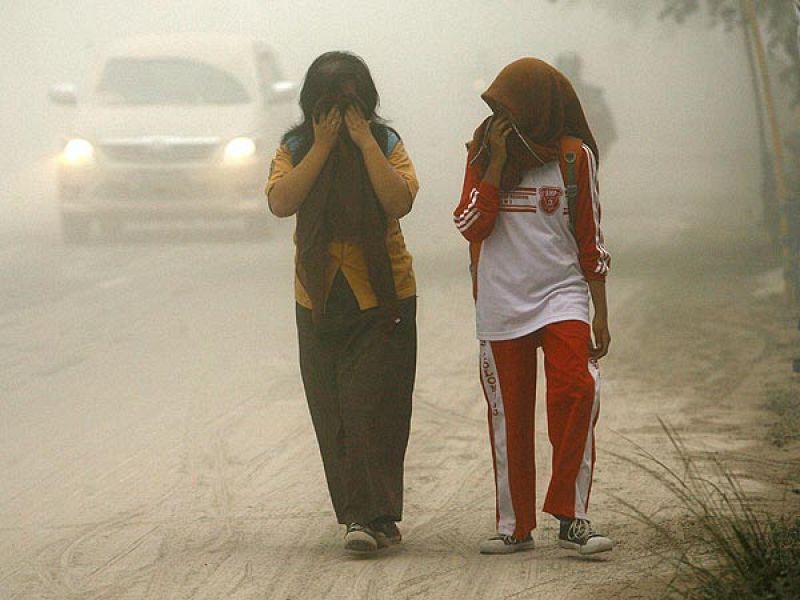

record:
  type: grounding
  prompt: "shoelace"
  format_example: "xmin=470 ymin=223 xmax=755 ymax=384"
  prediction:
xmin=568 ymin=519 xmax=597 ymax=542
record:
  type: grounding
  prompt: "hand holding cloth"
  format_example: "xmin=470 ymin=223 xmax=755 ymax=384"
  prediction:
xmin=468 ymin=58 xmax=598 ymax=191
xmin=295 ymin=93 xmax=399 ymax=329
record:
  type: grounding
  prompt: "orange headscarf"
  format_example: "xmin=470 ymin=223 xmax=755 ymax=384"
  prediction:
xmin=468 ymin=58 xmax=598 ymax=191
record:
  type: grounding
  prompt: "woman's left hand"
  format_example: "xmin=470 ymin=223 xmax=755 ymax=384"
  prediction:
xmin=590 ymin=315 xmax=611 ymax=360
xmin=345 ymin=105 xmax=375 ymax=150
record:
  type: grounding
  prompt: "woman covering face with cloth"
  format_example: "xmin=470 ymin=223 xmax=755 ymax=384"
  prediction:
xmin=266 ymin=51 xmax=419 ymax=555
xmin=453 ymin=58 xmax=613 ymax=555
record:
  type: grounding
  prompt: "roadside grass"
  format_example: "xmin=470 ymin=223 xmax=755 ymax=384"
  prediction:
xmin=764 ymin=382 xmax=800 ymax=448
xmin=612 ymin=420 xmax=800 ymax=599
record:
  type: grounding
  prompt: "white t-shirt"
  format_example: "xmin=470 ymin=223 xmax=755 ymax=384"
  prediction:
xmin=475 ymin=161 xmax=590 ymax=341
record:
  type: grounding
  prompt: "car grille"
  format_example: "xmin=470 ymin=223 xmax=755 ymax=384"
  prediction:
xmin=96 ymin=172 xmax=218 ymax=200
xmin=99 ymin=138 xmax=220 ymax=164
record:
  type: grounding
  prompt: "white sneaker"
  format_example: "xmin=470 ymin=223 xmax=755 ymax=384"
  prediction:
xmin=479 ymin=533 xmax=535 ymax=554
xmin=558 ymin=518 xmax=613 ymax=555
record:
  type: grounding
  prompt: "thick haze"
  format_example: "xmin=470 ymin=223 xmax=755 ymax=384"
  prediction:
xmin=2 ymin=5 xmax=798 ymax=596
xmin=1 ymin=0 xmax=778 ymax=251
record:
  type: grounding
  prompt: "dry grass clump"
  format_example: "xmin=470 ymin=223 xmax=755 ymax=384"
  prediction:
xmin=614 ymin=420 xmax=800 ymax=599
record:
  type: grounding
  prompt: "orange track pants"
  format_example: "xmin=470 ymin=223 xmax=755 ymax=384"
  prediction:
xmin=479 ymin=320 xmax=600 ymax=539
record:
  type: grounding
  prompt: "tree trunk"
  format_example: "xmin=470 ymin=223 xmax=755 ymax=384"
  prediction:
xmin=742 ymin=0 xmax=794 ymax=303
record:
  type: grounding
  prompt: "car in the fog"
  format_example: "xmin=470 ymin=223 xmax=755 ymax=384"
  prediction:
xmin=49 ymin=33 xmax=296 ymax=242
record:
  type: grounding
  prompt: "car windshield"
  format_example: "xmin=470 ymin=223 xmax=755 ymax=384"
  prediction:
xmin=95 ymin=57 xmax=251 ymax=105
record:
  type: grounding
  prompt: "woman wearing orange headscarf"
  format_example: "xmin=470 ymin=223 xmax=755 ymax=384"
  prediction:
xmin=453 ymin=58 xmax=612 ymax=555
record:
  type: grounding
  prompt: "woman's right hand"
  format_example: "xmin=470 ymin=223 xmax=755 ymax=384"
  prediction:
xmin=487 ymin=113 xmax=512 ymax=165
xmin=481 ymin=114 xmax=513 ymax=188
xmin=312 ymin=107 xmax=342 ymax=153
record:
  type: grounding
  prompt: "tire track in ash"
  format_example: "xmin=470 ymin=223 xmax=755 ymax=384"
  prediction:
xmin=35 ymin=511 xmax=160 ymax=600
xmin=138 ymin=368 xmax=311 ymax=599
xmin=17 ymin=372 xmax=292 ymax=599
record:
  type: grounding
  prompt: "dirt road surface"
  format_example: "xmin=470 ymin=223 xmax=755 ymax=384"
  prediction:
xmin=1 ymin=170 xmax=798 ymax=599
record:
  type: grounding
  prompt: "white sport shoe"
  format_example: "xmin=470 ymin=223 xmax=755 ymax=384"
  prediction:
xmin=479 ymin=533 xmax=535 ymax=554
xmin=558 ymin=518 xmax=613 ymax=555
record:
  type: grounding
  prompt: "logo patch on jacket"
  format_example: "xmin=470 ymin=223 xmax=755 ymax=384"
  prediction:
xmin=539 ymin=187 xmax=562 ymax=215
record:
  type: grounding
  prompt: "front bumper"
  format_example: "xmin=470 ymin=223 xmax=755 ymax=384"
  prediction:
xmin=58 ymin=161 xmax=267 ymax=221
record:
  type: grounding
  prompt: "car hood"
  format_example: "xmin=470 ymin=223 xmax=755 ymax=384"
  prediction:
xmin=70 ymin=103 xmax=260 ymax=142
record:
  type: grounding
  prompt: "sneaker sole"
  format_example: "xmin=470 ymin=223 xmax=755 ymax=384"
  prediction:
xmin=345 ymin=531 xmax=378 ymax=554
xmin=479 ymin=540 xmax=535 ymax=555
xmin=558 ymin=539 xmax=613 ymax=555
xmin=375 ymin=532 xmax=402 ymax=548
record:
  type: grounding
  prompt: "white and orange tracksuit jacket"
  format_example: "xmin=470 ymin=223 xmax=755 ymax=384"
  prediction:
xmin=454 ymin=138 xmax=610 ymax=339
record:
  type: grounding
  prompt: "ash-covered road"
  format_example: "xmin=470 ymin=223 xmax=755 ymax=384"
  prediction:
xmin=0 ymin=170 xmax=781 ymax=599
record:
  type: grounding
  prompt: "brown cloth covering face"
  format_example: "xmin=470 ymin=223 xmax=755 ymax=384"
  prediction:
xmin=295 ymin=93 xmax=399 ymax=327
xmin=468 ymin=57 xmax=599 ymax=191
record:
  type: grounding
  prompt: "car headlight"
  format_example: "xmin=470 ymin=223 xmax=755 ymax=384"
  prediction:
xmin=61 ymin=138 xmax=95 ymax=165
xmin=223 ymin=137 xmax=256 ymax=163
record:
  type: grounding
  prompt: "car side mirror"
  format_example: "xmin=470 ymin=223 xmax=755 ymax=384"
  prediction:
xmin=49 ymin=83 xmax=78 ymax=106
xmin=267 ymin=80 xmax=296 ymax=105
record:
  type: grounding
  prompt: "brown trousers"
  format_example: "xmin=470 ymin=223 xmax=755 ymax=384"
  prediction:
xmin=296 ymin=273 xmax=416 ymax=525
